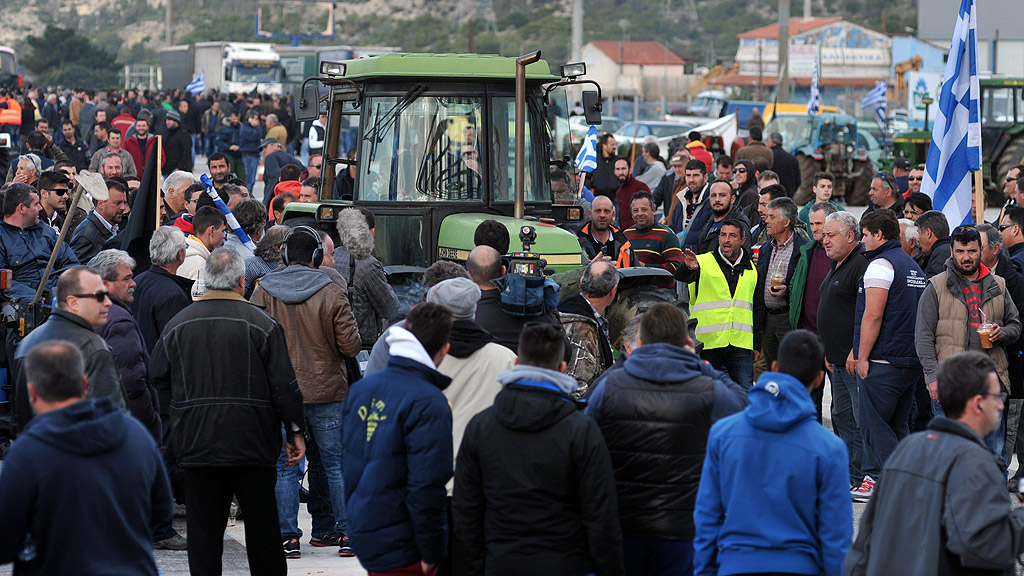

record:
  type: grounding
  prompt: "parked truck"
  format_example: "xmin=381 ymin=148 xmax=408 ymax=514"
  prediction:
xmin=160 ymin=42 xmax=284 ymax=95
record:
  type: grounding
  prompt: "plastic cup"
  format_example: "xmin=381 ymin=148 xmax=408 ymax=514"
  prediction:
xmin=978 ymin=323 xmax=995 ymax=349
xmin=770 ymin=272 xmax=784 ymax=288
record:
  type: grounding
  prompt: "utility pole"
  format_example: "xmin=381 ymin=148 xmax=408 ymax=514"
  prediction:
xmin=166 ymin=0 xmax=174 ymax=44
xmin=572 ymin=0 xmax=583 ymax=63
xmin=778 ymin=0 xmax=790 ymax=103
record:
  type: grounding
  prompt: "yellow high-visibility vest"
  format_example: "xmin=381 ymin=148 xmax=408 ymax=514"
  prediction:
xmin=688 ymin=252 xmax=757 ymax=350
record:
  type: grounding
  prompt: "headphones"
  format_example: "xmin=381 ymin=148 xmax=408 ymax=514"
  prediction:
xmin=281 ymin=225 xmax=324 ymax=268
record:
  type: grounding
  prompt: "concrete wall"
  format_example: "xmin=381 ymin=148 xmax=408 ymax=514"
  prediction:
xmin=918 ymin=0 xmax=1024 ymax=75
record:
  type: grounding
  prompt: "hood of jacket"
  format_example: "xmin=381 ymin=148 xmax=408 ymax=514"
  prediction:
xmin=258 ymin=264 xmax=332 ymax=304
xmin=22 ymin=398 xmax=126 ymax=456
xmin=493 ymin=365 xmax=581 ymax=432
xmin=744 ymin=371 xmax=817 ymax=432
xmin=448 ymin=319 xmax=497 ymax=358
xmin=337 ymin=207 xmax=375 ymax=260
xmin=622 ymin=342 xmax=706 ymax=384
xmin=387 ymin=326 xmax=436 ymax=369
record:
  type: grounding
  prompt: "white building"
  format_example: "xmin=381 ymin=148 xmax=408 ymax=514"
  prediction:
xmin=918 ymin=0 xmax=1024 ymax=76
xmin=581 ymin=41 xmax=691 ymax=101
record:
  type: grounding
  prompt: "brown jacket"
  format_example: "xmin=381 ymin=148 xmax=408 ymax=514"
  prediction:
xmin=250 ymin=264 xmax=362 ymax=403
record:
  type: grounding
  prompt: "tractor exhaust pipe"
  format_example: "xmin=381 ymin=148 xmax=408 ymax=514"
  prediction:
xmin=515 ymin=51 xmax=541 ymax=220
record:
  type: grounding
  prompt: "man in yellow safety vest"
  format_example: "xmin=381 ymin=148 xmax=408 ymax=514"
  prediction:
xmin=675 ymin=217 xmax=757 ymax=389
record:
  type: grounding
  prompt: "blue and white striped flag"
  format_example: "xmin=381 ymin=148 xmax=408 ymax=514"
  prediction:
xmin=860 ymin=80 xmax=887 ymax=130
xmin=199 ymin=174 xmax=257 ymax=251
xmin=575 ymin=125 xmax=598 ymax=173
xmin=921 ymin=0 xmax=981 ymax=226
xmin=807 ymin=60 xmax=820 ymax=116
xmin=186 ymin=71 xmax=206 ymax=95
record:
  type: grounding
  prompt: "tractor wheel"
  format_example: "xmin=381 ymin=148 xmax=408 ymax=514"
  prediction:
xmin=846 ymin=159 xmax=874 ymax=206
xmin=605 ymin=285 xmax=680 ymax=346
xmin=793 ymin=153 xmax=820 ymax=204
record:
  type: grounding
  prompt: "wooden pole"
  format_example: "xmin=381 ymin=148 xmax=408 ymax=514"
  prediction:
xmin=974 ymin=169 xmax=985 ymax=224
xmin=156 ymin=135 xmax=163 ymax=226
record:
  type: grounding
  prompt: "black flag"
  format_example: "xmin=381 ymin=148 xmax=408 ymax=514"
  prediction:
xmin=121 ymin=136 xmax=161 ymax=273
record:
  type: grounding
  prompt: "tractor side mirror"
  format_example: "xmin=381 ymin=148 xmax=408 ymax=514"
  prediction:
xmin=582 ymin=90 xmax=602 ymax=125
xmin=296 ymin=83 xmax=320 ymax=123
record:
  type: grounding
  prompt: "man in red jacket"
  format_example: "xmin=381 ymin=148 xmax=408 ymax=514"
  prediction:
xmin=614 ymin=158 xmax=651 ymax=230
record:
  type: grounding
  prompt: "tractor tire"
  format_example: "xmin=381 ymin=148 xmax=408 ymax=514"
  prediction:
xmin=605 ymin=285 xmax=680 ymax=346
xmin=846 ymin=159 xmax=874 ymax=206
xmin=793 ymin=153 xmax=820 ymax=204
xmin=994 ymin=136 xmax=1024 ymax=204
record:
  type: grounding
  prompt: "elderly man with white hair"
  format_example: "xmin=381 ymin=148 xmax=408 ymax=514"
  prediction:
xmin=12 ymin=153 xmax=42 ymax=186
xmin=162 ymin=170 xmax=195 ymax=220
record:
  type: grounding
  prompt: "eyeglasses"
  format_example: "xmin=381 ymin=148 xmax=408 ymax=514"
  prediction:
xmin=907 ymin=176 xmax=923 ymax=181
xmin=733 ymin=168 xmax=747 ymax=174
xmin=1008 ymin=177 xmax=1020 ymax=183
xmin=309 ymin=164 xmax=322 ymax=169
xmin=999 ymin=223 xmax=1018 ymax=232
xmin=72 ymin=290 xmax=110 ymax=302
xmin=904 ymin=208 xmax=924 ymax=216
xmin=984 ymin=391 xmax=1009 ymax=403
xmin=48 ymin=188 xmax=69 ymax=196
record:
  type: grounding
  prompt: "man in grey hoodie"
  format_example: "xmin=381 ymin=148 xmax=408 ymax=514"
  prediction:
xmin=250 ymin=225 xmax=362 ymax=558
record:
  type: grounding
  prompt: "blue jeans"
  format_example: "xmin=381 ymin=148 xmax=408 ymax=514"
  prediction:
xmin=243 ymin=154 xmax=260 ymax=191
xmin=623 ymin=537 xmax=693 ymax=576
xmin=858 ymin=362 xmax=918 ymax=471
xmin=701 ymin=345 xmax=753 ymax=391
xmin=203 ymin=133 xmax=216 ymax=157
xmin=830 ymin=367 xmax=867 ymax=484
xmin=275 ymin=402 xmax=348 ymax=540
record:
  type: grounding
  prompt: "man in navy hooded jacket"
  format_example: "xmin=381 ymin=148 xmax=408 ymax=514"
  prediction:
xmin=586 ymin=303 xmax=747 ymax=575
xmin=694 ymin=330 xmax=852 ymax=576
xmin=342 ymin=303 xmax=454 ymax=574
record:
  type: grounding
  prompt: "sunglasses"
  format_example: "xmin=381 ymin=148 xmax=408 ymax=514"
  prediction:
xmin=999 ymin=223 xmax=1018 ymax=232
xmin=907 ymin=176 xmax=923 ymax=181
xmin=309 ymin=164 xmax=322 ymax=169
xmin=72 ymin=290 xmax=110 ymax=302
xmin=733 ymin=168 xmax=747 ymax=174
xmin=48 ymin=187 xmax=69 ymax=196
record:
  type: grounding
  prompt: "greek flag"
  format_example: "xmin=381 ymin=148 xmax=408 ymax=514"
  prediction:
xmin=860 ymin=80 xmax=887 ymax=130
xmin=575 ymin=124 xmax=598 ymax=173
xmin=185 ymin=71 xmax=205 ymax=95
xmin=921 ymin=0 xmax=981 ymax=226
xmin=807 ymin=60 xmax=820 ymax=116
xmin=199 ymin=174 xmax=257 ymax=250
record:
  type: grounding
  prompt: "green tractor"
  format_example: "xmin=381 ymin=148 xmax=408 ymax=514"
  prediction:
xmin=893 ymin=76 xmax=1024 ymax=205
xmin=766 ymin=112 xmax=874 ymax=205
xmin=284 ymin=52 xmax=676 ymax=339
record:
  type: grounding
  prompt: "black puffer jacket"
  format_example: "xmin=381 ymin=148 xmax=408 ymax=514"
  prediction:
xmin=99 ymin=296 xmax=161 ymax=443
xmin=454 ymin=365 xmax=624 ymax=576
xmin=149 ymin=290 xmax=304 ymax=467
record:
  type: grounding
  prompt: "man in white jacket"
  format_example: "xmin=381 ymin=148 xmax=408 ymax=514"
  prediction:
xmin=176 ymin=206 xmax=227 ymax=296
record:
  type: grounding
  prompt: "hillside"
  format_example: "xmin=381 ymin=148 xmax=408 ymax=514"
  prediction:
xmin=0 ymin=0 xmax=917 ymax=76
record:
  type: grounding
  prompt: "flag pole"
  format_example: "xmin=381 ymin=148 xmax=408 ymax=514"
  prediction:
xmin=974 ymin=169 xmax=984 ymax=224
xmin=155 ymin=135 xmax=162 ymax=226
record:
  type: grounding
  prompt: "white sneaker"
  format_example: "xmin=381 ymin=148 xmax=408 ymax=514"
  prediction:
xmin=851 ymin=475 xmax=875 ymax=502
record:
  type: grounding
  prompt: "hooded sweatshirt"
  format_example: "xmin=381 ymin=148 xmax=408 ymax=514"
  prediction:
xmin=454 ymin=365 xmax=624 ymax=576
xmin=257 ymin=264 xmax=332 ymax=303
xmin=694 ymin=372 xmax=852 ymax=576
xmin=0 ymin=398 xmax=172 ymax=576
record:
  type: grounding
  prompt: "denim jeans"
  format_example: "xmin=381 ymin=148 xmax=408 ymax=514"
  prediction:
xmin=829 ymin=367 xmax=868 ymax=484
xmin=701 ymin=345 xmax=754 ymax=391
xmin=858 ymin=362 xmax=919 ymax=471
xmin=275 ymin=402 xmax=348 ymax=540
xmin=623 ymin=537 xmax=693 ymax=576
xmin=984 ymin=405 xmax=1009 ymax=471
xmin=243 ymin=154 xmax=260 ymax=191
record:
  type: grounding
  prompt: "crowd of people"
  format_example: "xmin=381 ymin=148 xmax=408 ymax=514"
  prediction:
xmin=2 ymin=82 xmax=1024 ymax=576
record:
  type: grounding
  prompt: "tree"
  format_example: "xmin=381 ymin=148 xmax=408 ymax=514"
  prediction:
xmin=22 ymin=25 xmax=120 ymax=89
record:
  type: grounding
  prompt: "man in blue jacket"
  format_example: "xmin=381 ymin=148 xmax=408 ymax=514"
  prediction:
xmin=343 ymin=302 xmax=454 ymax=575
xmin=694 ymin=330 xmax=852 ymax=576
xmin=586 ymin=303 xmax=747 ymax=575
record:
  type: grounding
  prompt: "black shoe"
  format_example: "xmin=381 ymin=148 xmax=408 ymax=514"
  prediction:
xmin=310 ymin=533 xmax=341 ymax=547
xmin=154 ymin=534 xmax=188 ymax=551
xmin=283 ymin=538 xmax=301 ymax=559
xmin=338 ymin=535 xmax=355 ymax=558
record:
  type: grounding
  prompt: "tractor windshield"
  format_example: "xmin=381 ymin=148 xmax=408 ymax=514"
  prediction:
xmin=767 ymin=116 xmax=816 ymax=149
xmin=359 ymin=94 xmax=485 ymax=202
xmin=982 ymin=86 xmax=1018 ymax=124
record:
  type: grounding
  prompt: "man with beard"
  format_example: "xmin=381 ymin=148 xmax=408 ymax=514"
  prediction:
xmin=206 ymin=152 xmax=233 ymax=190
xmin=688 ymin=181 xmax=751 ymax=254
xmin=90 ymin=128 xmax=137 ymax=179
xmin=37 ymin=169 xmax=71 ymax=235
xmin=124 ymin=115 xmax=162 ymax=177
xmin=916 ymin=225 xmax=1021 ymax=469
xmin=664 ymin=159 xmax=711 ymax=235
xmin=676 ymin=219 xmax=758 ymax=388
xmin=585 ymin=133 xmax=619 ymax=200
xmin=614 ymin=158 xmax=650 ymax=230
xmin=58 ymin=119 xmax=90 ymax=171
xmin=576 ymin=196 xmax=638 ymax=268
xmin=70 ymin=178 xmax=129 ymax=263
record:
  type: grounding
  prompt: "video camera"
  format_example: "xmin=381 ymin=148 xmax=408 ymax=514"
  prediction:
xmin=506 ymin=225 xmax=547 ymax=278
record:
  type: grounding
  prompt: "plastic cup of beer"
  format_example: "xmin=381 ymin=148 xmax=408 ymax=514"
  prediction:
xmin=978 ymin=323 xmax=995 ymax=349
xmin=770 ymin=272 xmax=784 ymax=288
